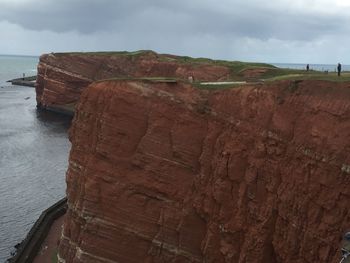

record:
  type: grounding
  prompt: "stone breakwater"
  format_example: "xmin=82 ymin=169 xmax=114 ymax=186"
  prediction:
xmin=7 ymin=75 xmax=36 ymax=87
xmin=58 ymin=79 xmax=350 ymax=263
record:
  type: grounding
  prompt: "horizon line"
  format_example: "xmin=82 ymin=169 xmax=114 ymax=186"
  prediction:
xmin=0 ymin=53 xmax=347 ymax=66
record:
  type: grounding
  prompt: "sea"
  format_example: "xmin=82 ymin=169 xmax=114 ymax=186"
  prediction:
xmin=0 ymin=55 xmax=71 ymax=262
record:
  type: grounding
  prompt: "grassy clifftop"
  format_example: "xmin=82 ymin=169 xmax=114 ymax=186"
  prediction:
xmin=51 ymin=50 xmax=349 ymax=83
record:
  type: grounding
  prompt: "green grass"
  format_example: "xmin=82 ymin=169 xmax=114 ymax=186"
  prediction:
xmin=160 ymin=53 xmax=273 ymax=67
xmin=50 ymin=50 xmax=350 ymax=85
xmin=53 ymin=50 xmax=156 ymax=57
xmin=193 ymin=82 xmax=247 ymax=90
xmin=259 ymin=68 xmax=304 ymax=79
xmin=265 ymin=71 xmax=350 ymax=82
xmin=97 ymin=76 xmax=178 ymax=83
xmin=160 ymin=54 xmax=276 ymax=79
xmin=195 ymin=84 xmax=241 ymax=90
xmin=51 ymin=250 xmax=58 ymax=263
xmin=58 ymin=102 xmax=76 ymax=112
xmin=52 ymin=50 xmax=276 ymax=79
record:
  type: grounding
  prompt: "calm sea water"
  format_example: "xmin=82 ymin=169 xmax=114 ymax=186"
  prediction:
xmin=272 ymin=62 xmax=350 ymax=72
xmin=0 ymin=55 xmax=71 ymax=262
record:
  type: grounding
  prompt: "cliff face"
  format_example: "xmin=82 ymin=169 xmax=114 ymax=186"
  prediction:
xmin=35 ymin=51 xmax=232 ymax=110
xmin=59 ymin=79 xmax=350 ymax=263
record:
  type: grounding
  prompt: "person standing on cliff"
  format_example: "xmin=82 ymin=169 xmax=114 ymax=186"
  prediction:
xmin=306 ymin=64 xmax=309 ymax=71
xmin=337 ymin=63 xmax=342 ymax=76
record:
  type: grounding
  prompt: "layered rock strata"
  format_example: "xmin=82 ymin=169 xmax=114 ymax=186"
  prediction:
xmin=59 ymin=79 xmax=350 ymax=263
xmin=35 ymin=51 xmax=234 ymax=111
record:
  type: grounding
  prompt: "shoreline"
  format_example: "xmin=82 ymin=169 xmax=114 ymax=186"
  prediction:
xmin=7 ymin=198 xmax=67 ymax=263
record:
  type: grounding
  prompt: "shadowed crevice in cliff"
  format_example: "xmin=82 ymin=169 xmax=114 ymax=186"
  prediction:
xmin=58 ymin=79 xmax=350 ymax=263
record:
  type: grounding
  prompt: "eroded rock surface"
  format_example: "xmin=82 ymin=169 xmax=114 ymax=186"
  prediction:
xmin=59 ymin=79 xmax=350 ymax=263
xmin=35 ymin=51 xmax=232 ymax=110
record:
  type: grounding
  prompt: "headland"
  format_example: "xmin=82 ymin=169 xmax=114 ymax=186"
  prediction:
xmin=11 ymin=50 xmax=350 ymax=263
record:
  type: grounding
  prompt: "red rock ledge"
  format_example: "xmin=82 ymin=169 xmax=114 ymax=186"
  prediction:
xmin=35 ymin=51 xmax=233 ymax=112
xmin=58 ymin=79 xmax=350 ymax=263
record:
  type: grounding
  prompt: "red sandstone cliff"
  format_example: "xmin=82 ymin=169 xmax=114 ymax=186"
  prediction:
xmin=35 ymin=51 xmax=234 ymax=111
xmin=58 ymin=79 xmax=350 ymax=263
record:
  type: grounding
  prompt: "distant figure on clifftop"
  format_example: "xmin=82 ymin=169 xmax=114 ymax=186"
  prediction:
xmin=337 ymin=63 xmax=342 ymax=76
xmin=306 ymin=64 xmax=309 ymax=71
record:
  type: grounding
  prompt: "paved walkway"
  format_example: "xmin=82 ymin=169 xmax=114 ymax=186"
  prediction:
xmin=32 ymin=215 xmax=65 ymax=263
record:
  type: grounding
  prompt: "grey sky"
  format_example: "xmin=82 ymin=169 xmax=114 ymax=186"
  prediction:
xmin=0 ymin=0 xmax=349 ymax=63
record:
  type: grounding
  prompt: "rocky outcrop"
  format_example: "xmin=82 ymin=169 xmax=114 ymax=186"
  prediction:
xmin=35 ymin=51 xmax=235 ymax=111
xmin=58 ymin=79 xmax=350 ymax=263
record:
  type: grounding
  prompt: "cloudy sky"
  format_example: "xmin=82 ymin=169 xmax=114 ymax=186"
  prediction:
xmin=0 ymin=0 xmax=350 ymax=64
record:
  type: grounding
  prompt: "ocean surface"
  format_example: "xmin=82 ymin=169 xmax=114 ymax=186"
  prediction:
xmin=272 ymin=62 xmax=350 ymax=72
xmin=0 ymin=55 xmax=71 ymax=262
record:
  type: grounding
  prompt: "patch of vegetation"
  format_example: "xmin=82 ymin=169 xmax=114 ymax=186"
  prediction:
xmin=53 ymin=50 xmax=276 ymax=79
xmin=57 ymin=102 xmax=76 ymax=112
xmin=50 ymin=50 xmax=350 ymax=85
xmin=161 ymin=54 xmax=273 ymax=67
xmin=53 ymin=50 xmax=156 ymax=57
xmin=192 ymin=82 xmax=244 ymax=90
xmin=259 ymin=68 xmax=304 ymax=79
xmin=265 ymin=71 xmax=350 ymax=82
xmin=160 ymin=54 xmax=276 ymax=79
xmin=287 ymin=80 xmax=303 ymax=93
xmin=97 ymin=76 xmax=178 ymax=83
xmin=51 ymin=249 xmax=58 ymax=263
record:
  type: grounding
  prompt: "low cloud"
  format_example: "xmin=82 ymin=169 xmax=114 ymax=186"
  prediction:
xmin=1 ymin=0 xmax=349 ymax=39
xmin=0 ymin=0 xmax=349 ymax=63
